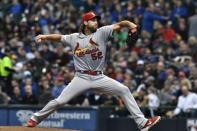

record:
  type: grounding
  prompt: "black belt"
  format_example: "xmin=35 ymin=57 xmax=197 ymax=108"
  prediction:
xmin=76 ymin=70 xmax=103 ymax=75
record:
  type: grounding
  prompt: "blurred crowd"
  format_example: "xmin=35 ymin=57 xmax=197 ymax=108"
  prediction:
xmin=0 ymin=0 xmax=197 ymax=118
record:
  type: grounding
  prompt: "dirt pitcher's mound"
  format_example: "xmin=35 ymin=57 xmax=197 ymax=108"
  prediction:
xmin=0 ymin=126 xmax=78 ymax=131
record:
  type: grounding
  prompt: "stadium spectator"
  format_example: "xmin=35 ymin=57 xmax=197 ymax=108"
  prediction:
xmin=37 ymin=76 xmax=52 ymax=105
xmin=0 ymin=48 xmax=15 ymax=95
xmin=9 ymin=85 xmax=23 ymax=104
xmin=166 ymin=85 xmax=197 ymax=118
xmin=147 ymin=87 xmax=160 ymax=117
xmin=160 ymin=21 xmax=176 ymax=43
xmin=22 ymin=84 xmax=38 ymax=104
xmin=142 ymin=4 xmax=168 ymax=33
xmin=51 ymin=75 xmax=65 ymax=98
xmin=0 ymin=86 xmax=10 ymax=105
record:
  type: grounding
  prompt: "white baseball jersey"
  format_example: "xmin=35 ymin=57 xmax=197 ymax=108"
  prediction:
xmin=61 ymin=25 xmax=113 ymax=71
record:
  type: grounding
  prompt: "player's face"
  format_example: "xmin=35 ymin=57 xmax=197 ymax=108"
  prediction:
xmin=87 ymin=18 xmax=98 ymax=32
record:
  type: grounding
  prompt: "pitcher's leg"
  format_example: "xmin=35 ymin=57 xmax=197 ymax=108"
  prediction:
xmin=32 ymin=99 xmax=60 ymax=123
xmin=94 ymin=76 xmax=147 ymax=129
xmin=30 ymin=76 xmax=91 ymax=125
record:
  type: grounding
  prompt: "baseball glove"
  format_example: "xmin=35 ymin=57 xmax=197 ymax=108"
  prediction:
xmin=126 ymin=27 xmax=139 ymax=49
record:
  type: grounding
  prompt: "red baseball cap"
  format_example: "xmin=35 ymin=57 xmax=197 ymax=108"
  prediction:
xmin=82 ymin=11 xmax=101 ymax=22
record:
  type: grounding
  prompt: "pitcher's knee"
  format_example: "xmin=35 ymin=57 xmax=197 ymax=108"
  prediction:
xmin=55 ymin=98 xmax=69 ymax=106
xmin=51 ymin=99 xmax=62 ymax=107
xmin=120 ymin=86 xmax=131 ymax=95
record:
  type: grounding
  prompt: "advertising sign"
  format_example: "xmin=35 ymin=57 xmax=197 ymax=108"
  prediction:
xmin=0 ymin=108 xmax=8 ymax=125
xmin=8 ymin=108 xmax=97 ymax=131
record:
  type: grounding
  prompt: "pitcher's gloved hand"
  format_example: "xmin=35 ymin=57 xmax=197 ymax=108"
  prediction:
xmin=126 ymin=27 xmax=139 ymax=45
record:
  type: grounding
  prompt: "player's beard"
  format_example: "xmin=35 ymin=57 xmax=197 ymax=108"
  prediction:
xmin=88 ymin=25 xmax=97 ymax=33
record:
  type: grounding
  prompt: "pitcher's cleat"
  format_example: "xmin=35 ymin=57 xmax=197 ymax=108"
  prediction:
xmin=141 ymin=116 xmax=161 ymax=131
xmin=26 ymin=118 xmax=37 ymax=127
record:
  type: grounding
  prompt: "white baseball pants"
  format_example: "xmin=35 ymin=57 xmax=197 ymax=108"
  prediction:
xmin=31 ymin=73 xmax=147 ymax=128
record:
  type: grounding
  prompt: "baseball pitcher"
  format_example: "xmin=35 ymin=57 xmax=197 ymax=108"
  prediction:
xmin=26 ymin=11 xmax=160 ymax=131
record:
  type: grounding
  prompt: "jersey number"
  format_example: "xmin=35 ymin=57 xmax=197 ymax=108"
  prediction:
xmin=91 ymin=52 xmax=103 ymax=60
